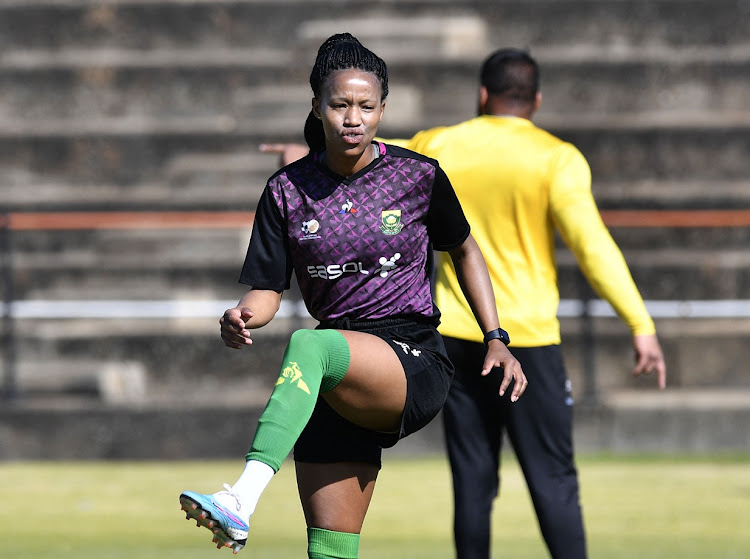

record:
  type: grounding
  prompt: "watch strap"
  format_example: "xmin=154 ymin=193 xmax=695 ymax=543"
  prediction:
xmin=483 ymin=327 xmax=510 ymax=347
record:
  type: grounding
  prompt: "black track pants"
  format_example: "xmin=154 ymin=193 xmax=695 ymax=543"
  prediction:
xmin=442 ymin=337 xmax=587 ymax=559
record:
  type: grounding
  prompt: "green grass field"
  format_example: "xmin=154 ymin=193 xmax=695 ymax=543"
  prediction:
xmin=3 ymin=453 xmax=749 ymax=558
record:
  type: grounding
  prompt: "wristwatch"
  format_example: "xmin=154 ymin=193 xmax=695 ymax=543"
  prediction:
xmin=483 ymin=327 xmax=510 ymax=347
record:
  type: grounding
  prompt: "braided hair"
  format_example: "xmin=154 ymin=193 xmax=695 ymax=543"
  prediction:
xmin=304 ymin=33 xmax=389 ymax=152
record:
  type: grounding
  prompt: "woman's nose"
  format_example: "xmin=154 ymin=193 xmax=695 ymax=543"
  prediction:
xmin=344 ymin=107 xmax=361 ymax=126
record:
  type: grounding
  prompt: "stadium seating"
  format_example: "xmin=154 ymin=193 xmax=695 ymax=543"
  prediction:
xmin=1 ymin=0 xmax=749 ymax=456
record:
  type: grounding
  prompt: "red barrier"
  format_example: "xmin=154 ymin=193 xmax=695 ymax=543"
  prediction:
xmin=4 ymin=211 xmax=255 ymax=231
xmin=4 ymin=209 xmax=750 ymax=230
xmin=600 ymin=209 xmax=750 ymax=228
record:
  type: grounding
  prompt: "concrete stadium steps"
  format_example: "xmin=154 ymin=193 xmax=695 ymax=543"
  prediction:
xmin=2 ymin=127 xmax=749 ymax=208
xmin=6 ymin=314 xmax=750 ymax=398
xmin=6 ymin=176 xmax=750 ymax=212
xmin=0 ymin=136 xmax=273 ymax=207
xmin=10 ymin=246 xmax=750 ymax=301
xmin=556 ymin=250 xmax=750 ymax=301
xmin=3 ymin=58 xmax=749 ymax=123
xmin=2 ymin=0 xmax=747 ymax=213
xmin=1 ymin=1 xmax=746 ymax=52
xmin=386 ymin=59 xmax=750 ymax=128
xmin=8 ymin=225 xmax=251 ymax=300
xmin=559 ymin=317 xmax=750 ymax=393
xmin=0 ymin=66 xmax=306 ymax=123
xmin=2 ymin=149 xmax=276 ymax=211
xmin=1 ymin=0 xmax=748 ymax=433
xmin=6 ymin=318 xmax=304 ymax=393
xmin=10 ymin=227 xmax=250 ymax=262
xmin=552 ymin=127 xmax=750 ymax=183
xmin=604 ymin=226 xmax=750 ymax=252
xmin=8 ymin=221 xmax=750 ymax=301
xmin=12 ymin=265 xmax=244 ymax=301
xmin=591 ymin=179 xmax=750 ymax=210
xmin=3 ymin=388 xmax=749 ymax=459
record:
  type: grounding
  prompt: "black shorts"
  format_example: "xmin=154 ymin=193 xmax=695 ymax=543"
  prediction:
xmin=293 ymin=316 xmax=454 ymax=468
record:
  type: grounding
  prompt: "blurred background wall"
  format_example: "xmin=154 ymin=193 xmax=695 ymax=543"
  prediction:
xmin=1 ymin=0 xmax=750 ymax=459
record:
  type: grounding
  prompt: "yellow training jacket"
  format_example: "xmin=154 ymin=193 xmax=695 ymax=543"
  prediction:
xmin=390 ymin=115 xmax=654 ymax=346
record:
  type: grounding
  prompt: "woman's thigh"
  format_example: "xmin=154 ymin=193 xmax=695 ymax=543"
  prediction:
xmin=323 ymin=329 xmax=406 ymax=433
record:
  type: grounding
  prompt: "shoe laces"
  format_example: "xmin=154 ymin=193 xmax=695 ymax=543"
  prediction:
xmin=216 ymin=483 xmax=242 ymax=512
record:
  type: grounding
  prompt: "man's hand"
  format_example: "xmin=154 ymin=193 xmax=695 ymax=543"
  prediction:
xmin=632 ymin=333 xmax=667 ymax=389
xmin=259 ymin=143 xmax=310 ymax=167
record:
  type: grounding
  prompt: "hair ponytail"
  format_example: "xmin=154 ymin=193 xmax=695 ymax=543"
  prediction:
xmin=303 ymin=110 xmax=326 ymax=153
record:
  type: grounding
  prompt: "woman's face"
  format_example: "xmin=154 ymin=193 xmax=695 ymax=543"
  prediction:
xmin=312 ymin=68 xmax=386 ymax=164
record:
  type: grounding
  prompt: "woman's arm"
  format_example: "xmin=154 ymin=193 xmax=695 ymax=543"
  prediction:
xmin=448 ymin=234 xmax=527 ymax=401
xmin=219 ymin=289 xmax=283 ymax=349
xmin=448 ymin=234 xmax=500 ymax=335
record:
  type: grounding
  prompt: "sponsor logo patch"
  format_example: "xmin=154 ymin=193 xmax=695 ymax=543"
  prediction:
xmin=300 ymin=219 xmax=321 ymax=241
xmin=307 ymin=261 xmax=369 ymax=280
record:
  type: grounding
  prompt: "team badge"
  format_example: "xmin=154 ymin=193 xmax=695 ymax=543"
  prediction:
xmin=380 ymin=210 xmax=403 ymax=235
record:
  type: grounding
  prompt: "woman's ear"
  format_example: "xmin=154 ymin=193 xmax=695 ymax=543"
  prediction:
xmin=311 ymin=98 xmax=322 ymax=119
xmin=379 ymin=101 xmax=386 ymax=122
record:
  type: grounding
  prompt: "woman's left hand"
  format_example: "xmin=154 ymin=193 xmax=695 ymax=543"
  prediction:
xmin=481 ymin=341 xmax=527 ymax=402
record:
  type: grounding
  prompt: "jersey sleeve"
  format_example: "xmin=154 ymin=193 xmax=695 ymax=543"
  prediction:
xmin=550 ymin=144 xmax=655 ymax=335
xmin=238 ymin=185 xmax=293 ymax=290
xmin=426 ymin=165 xmax=471 ymax=251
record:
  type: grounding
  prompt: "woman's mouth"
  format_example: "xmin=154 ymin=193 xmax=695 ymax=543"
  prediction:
xmin=342 ymin=131 xmax=364 ymax=145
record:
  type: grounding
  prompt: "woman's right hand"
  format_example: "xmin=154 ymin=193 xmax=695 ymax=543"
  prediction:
xmin=220 ymin=307 xmax=254 ymax=349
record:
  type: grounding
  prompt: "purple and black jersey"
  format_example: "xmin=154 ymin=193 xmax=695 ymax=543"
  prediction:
xmin=239 ymin=142 xmax=470 ymax=322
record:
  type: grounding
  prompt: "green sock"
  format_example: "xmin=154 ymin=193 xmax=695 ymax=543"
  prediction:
xmin=246 ymin=329 xmax=350 ymax=471
xmin=307 ymin=527 xmax=360 ymax=559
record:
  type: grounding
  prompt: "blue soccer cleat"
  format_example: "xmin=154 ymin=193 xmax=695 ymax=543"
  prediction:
xmin=180 ymin=484 xmax=249 ymax=554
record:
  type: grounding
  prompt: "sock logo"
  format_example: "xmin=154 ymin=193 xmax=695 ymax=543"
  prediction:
xmin=276 ymin=361 xmax=311 ymax=394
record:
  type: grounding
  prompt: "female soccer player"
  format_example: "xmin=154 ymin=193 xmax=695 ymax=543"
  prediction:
xmin=179 ymin=33 xmax=527 ymax=558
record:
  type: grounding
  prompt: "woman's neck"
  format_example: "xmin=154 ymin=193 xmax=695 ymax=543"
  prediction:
xmin=324 ymin=143 xmax=378 ymax=177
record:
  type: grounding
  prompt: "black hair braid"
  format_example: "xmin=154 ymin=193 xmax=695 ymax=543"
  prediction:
xmin=304 ymin=111 xmax=326 ymax=153
xmin=304 ymin=33 xmax=389 ymax=152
